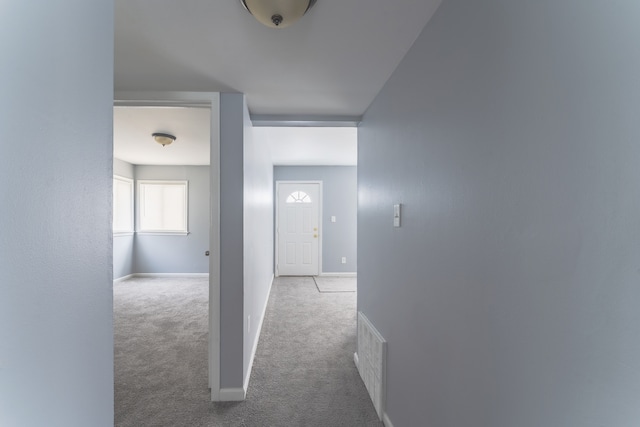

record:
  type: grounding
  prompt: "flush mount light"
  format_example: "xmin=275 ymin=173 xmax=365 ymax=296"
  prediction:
xmin=152 ymin=132 xmax=176 ymax=147
xmin=240 ymin=0 xmax=317 ymax=28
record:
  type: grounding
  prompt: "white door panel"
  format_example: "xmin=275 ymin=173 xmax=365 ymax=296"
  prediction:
xmin=277 ymin=182 xmax=320 ymax=276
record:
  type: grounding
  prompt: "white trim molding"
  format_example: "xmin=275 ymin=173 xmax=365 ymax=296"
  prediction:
xmin=133 ymin=273 xmax=209 ymax=278
xmin=243 ymin=275 xmax=275 ymax=393
xmin=219 ymin=387 xmax=246 ymax=402
xmin=250 ymin=114 xmax=361 ymax=127
xmin=113 ymin=232 xmax=134 ymax=237
xmin=136 ymin=231 xmax=190 ymax=236
xmin=113 ymin=274 xmax=135 ymax=283
xmin=319 ymin=272 xmax=357 ymax=277
xmin=113 ymin=273 xmax=209 ymax=283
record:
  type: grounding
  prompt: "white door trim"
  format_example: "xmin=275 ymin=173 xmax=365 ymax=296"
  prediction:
xmin=275 ymin=180 xmax=323 ymax=276
xmin=114 ymin=91 xmax=222 ymax=402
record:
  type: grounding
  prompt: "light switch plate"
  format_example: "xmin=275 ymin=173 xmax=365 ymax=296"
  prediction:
xmin=393 ymin=204 xmax=401 ymax=227
xmin=331 ymin=216 xmax=336 ymax=223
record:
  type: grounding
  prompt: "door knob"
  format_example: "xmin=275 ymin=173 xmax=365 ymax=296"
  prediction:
xmin=205 ymin=251 xmax=210 ymax=256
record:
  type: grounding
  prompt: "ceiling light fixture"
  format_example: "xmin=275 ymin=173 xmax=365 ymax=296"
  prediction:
xmin=240 ymin=0 xmax=317 ymax=28
xmin=152 ymin=132 xmax=176 ymax=147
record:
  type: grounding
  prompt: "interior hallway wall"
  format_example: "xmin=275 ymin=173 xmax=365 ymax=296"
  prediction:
xmin=243 ymin=98 xmax=274 ymax=387
xmin=218 ymin=93 xmax=274 ymax=394
xmin=219 ymin=93 xmax=245 ymax=389
xmin=0 ymin=2 xmax=114 ymax=425
xmin=358 ymin=0 xmax=640 ymax=425
xmin=274 ymin=166 xmax=357 ymax=273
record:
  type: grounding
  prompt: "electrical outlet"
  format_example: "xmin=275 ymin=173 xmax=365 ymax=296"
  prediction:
xmin=341 ymin=257 xmax=347 ymax=264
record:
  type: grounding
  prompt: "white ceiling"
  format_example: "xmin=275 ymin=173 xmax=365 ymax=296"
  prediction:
xmin=259 ymin=127 xmax=357 ymax=165
xmin=114 ymin=0 xmax=442 ymax=117
xmin=114 ymin=107 xmax=211 ymax=165
xmin=114 ymin=0 xmax=441 ymax=165
xmin=113 ymin=107 xmax=357 ymax=166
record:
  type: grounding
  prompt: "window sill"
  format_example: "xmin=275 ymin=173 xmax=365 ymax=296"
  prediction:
xmin=113 ymin=232 xmax=134 ymax=237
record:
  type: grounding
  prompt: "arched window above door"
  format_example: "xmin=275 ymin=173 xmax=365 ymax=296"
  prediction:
xmin=286 ymin=191 xmax=312 ymax=203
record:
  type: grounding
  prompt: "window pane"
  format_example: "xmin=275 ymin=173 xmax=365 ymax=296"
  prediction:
xmin=162 ymin=185 xmax=185 ymax=230
xmin=138 ymin=181 xmax=188 ymax=233
xmin=286 ymin=191 xmax=312 ymax=203
xmin=113 ymin=176 xmax=133 ymax=233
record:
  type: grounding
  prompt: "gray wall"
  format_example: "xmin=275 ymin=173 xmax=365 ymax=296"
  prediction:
xmin=219 ymin=93 xmax=245 ymax=388
xmin=243 ymin=98 xmax=274 ymax=384
xmin=134 ymin=165 xmax=210 ymax=274
xmin=0 ymin=2 xmax=114 ymax=426
xmin=274 ymin=166 xmax=357 ymax=273
xmin=358 ymin=1 xmax=640 ymax=426
xmin=219 ymin=93 xmax=275 ymax=391
xmin=113 ymin=158 xmax=134 ymax=279
xmin=114 ymin=157 xmax=135 ymax=178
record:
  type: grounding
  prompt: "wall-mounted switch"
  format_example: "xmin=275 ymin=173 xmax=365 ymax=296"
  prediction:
xmin=393 ymin=204 xmax=401 ymax=227
xmin=341 ymin=257 xmax=347 ymax=264
xmin=331 ymin=216 xmax=336 ymax=223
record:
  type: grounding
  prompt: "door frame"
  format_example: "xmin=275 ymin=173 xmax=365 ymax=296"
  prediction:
xmin=275 ymin=180 xmax=323 ymax=276
xmin=114 ymin=91 xmax=222 ymax=401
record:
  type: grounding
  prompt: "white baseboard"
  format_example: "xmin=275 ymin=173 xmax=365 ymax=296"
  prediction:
xmin=134 ymin=273 xmax=209 ymax=278
xmin=353 ymin=352 xmax=359 ymax=368
xmin=114 ymin=273 xmax=209 ymax=284
xmin=319 ymin=272 xmax=357 ymax=277
xmin=243 ymin=274 xmax=275 ymax=392
xmin=218 ymin=387 xmax=246 ymax=402
xmin=383 ymin=412 xmax=395 ymax=427
xmin=113 ymin=274 xmax=135 ymax=283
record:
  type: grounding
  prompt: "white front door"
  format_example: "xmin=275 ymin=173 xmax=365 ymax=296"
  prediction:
xmin=276 ymin=182 xmax=321 ymax=276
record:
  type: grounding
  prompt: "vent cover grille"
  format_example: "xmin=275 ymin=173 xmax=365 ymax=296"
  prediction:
xmin=355 ymin=311 xmax=386 ymax=419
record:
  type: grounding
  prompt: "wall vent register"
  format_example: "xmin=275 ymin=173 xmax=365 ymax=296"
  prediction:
xmin=355 ymin=311 xmax=387 ymax=420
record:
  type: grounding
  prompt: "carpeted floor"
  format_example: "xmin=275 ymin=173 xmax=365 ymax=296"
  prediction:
xmin=114 ymin=276 xmax=382 ymax=426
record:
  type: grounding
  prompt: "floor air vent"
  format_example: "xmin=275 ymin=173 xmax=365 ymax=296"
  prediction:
xmin=355 ymin=311 xmax=386 ymax=420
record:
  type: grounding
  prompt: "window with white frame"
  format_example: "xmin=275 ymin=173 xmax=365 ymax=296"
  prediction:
xmin=138 ymin=180 xmax=189 ymax=234
xmin=113 ymin=176 xmax=134 ymax=234
xmin=286 ymin=191 xmax=312 ymax=203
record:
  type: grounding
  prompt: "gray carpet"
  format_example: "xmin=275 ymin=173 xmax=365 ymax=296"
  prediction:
xmin=313 ymin=276 xmax=357 ymax=293
xmin=114 ymin=276 xmax=382 ymax=426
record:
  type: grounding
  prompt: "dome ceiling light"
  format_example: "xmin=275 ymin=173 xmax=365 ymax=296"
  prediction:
xmin=240 ymin=0 xmax=317 ymax=28
xmin=152 ymin=132 xmax=176 ymax=147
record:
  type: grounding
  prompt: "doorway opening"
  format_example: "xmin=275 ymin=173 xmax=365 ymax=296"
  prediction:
xmin=112 ymin=91 xmax=222 ymax=402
